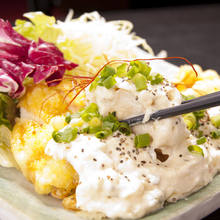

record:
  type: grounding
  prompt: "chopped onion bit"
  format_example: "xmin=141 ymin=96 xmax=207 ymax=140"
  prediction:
xmin=52 ymin=127 xmax=78 ymax=143
xmin=135 ymin=133 xmax=152 ymax=148
xmin=196 ymin=136 xmax=207 ymax=145
xmin=188 ymin=145 xmax=204 ymax=157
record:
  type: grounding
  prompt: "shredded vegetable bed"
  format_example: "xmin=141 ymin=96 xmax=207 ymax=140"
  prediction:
xmin=0 ymin=10 xmax=220 ymax=220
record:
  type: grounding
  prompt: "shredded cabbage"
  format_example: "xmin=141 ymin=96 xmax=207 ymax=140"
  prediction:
xmin=14 ymin=10 xmax=154 ymax=76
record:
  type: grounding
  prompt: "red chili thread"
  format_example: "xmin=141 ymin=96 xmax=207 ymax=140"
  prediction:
xmin=39 ymin=92 xmax=58 ymax=118
xmin=63 ymin=57 xmax=197 ymax=108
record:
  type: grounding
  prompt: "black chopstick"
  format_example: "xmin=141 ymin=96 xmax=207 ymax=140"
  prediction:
xmin=121 ymin=91 xmax=220 ymax=126
xmin=182 ymin=91 xmax=220 ymax=104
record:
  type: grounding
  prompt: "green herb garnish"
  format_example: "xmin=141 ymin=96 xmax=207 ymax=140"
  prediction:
xmin=65 ymin=112 xmax=72 ymax=124
xmin=118 ymin=122 xmax=131 ymax=136
xmin=188 ymin=145 xmax=204 ymax=157
xmin=116 ymin=63 xmax=128 ymax=77
xmin=52 ymin=127 xmax=78 ymax=143
xmin=183 ymin=113 xmax=197 ymax=130
xmin=90 ymin=65 xmax=117 ymax=90
xmin=95 ymin=129 xmax=112 ymax=139
xmin=80 ymin=103 xmax=100 ymax=122
xmin=132 ymin=73 xmax=147 ymax=91
xmin=196 ymin=136 xmax=207 ymax=145
xmin=149 ymin=73 xmax=164 ymax=85
xmin=135 ymin=133 xmax=152 ymax=148
xmin=210 ymin=115 xmax=220 ymax=128
xmin=210 ymin=130 xmax=220 ymax=139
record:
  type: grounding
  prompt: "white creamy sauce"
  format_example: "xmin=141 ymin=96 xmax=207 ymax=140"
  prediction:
xmin=45 ymin=78 xmax=220 ymax=219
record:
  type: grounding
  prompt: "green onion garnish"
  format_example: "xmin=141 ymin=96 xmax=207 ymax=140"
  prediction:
xmin=65 ymin=112 xmax=72 ymax=124
xmin=89 ymin=117 xmax=102 ymax=127
xmin=102 ymin=75 xmax=116 ymax=89
xmin=88 ymin=117 xmax=102 ymax=134
xmin=95 ymin=129 xmax=112 ymax=139
xmin=129 ymin=60 xmax=151 ymax=78
xmin=183 ymin=113 xmax=197 ymax=130
xmin=210 ymin=115 xmax=220 ymax=128
xmin=116 ymin=63 xmax=128 ymax=77
xmin=196 ymin=136 xmax=207 ymax=145
xmin=149 ymin=73 xmax=163 ymax=85
xmin=102 ymin=112 xmax=119 ymax=131
xmin=52 ymin=127 xmax=78 ymax=143
xmin=210 ymin=130 xmax=220 ymax=139
xmin=80 ymin=103 xmax=99 ymax=122
xmin=188 ymin=145 xmax=204 ymax=157
xmin=193 ymin=110 xmax=205 ymax=120
xmin=135 ymin=133 xmax=152 ymax=148
xmin=118 ymin=122 xmax=131 ymax=136
xmin=132 ymin=73 xmax=147 ymax=91
xmin=100 ymin=65 xmax=116 ymax=78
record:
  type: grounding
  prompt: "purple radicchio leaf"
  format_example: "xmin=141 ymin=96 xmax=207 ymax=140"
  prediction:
xmin=0 ymin=19 xmax=78 ymax=97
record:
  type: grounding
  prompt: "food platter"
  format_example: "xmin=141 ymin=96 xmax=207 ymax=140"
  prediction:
xmin=0 ymin=166 xmax=220 ymax=220
xmin=0 ymin=11 xmax=220 ymax=220
xmin=0 ymin=47 xmax=219 ymax=219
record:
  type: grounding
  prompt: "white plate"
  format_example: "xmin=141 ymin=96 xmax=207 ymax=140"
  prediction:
xmin=0 ymin=49 xmax=219 ymax=220
xmin=0 ymin=166 xmax=220 ymax=220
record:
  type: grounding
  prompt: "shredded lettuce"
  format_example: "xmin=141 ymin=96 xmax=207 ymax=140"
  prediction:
xmin=14 ymin=11 xmax=154 ymax=77
xmin=14 ymin=12 xmax=74 ymax=63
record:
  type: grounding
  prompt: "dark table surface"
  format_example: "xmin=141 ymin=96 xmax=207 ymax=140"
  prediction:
xmin=1 ymin=2 xmax=220 ymax=219
xmin=101 ymin=4 xmax=220 ymax=220
xmin=101 ymin=3 xmax=220 ymax=73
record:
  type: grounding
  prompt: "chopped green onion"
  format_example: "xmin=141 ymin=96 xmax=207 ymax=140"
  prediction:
xmin=81 ymin=112 xmax=93 ymax=122
xmin=90 ymin=65 xmax=117 ymax=91
xmin=149 ymin=73 xmax=164 ymax=85
xmin=196 ymin=136 xmax=207 ymax=145
xmin=52 ymin=127 xmax=78 ymax=143
xmin=65 ymin=112 xmax=72 ymax=124
xmin=95 ymin=129 xmax=112 ymax=139
xmin=188 ymin=145 xmax=204 ymax=157
xmin=80 ymin=103 xmax=99 ymax=122
xmin=116 ymin=63 xmax=128 ymax=77
xmin=80 ymin=127 xmax=89 ymax=134
xmin=89 ymin=117 xmax=102 ymax=128
xmin=127 ymin=66 xmax=139 ymax=79
xmin=118 ymin=122 xmax=131 ymax=136
xmin=193 ymin=110 xmax=205 ymax=120
xmin=210 ymin=115 xmax=220 ymax=128
xmin=100 ymin=65 xmax=116 ymax=78
xmin=102 ymin=112 xmax=120 ymax=131
xmin=210 ymin=130 xmax=220 ymax=139
xmin=88 ymin=126 xmax=102 ymax=134
xmin=88 ymin=117 xmax=102 ymax=134
xmin=132 ymin=73 xmax=147 ymax=91
xmin=84 ymin=103 xmax=99 ymax=113
xmin=129 ymin=60 xmax=151 ymax=78
xmin=89 ymin=78 xmax=99 ymax=91
xmin=181 ymin=94 xmax=196 ymax=101
xmin=183 ymin=113 xmax=197 ymax=130
xmin=135 ymin=133 xmax=152 ymax=148
xmin=102 ymin=75 xmax=116 ymax=89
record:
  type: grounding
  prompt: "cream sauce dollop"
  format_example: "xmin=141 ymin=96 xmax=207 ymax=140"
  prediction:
xmin=45 ymin=78 xmax=219 ymax=219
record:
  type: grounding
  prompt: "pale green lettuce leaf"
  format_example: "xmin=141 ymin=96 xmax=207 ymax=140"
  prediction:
xmin=14 ymin=12 xmax=62 ymax=43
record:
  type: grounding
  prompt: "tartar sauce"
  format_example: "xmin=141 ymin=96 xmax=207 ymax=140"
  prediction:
xmin=45 ymin=77 xmax=220 ymax=219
